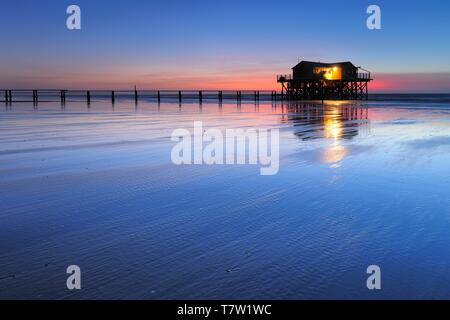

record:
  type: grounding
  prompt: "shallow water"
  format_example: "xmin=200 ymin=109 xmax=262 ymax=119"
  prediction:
xmin=1 ymin=99 xmax=450 ymax=299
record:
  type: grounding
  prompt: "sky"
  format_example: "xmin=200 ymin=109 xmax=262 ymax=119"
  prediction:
xmin=0 ymin=0 xmax=450 ymax=92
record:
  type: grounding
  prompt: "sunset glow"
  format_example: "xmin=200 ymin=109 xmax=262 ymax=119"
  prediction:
xmin=1 ymin=1 xmax=450 ymax=92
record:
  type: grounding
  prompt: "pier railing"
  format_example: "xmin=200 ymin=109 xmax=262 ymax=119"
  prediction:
xmin=1 ymin=89 xmax=284 ymax=104
xmin=277 ymin=74 xmax=371 ymax=82
xmin=277 ymin=75 xmax=292 ymax=82
xmin=356 ymin=73 xmax=371 ymax=80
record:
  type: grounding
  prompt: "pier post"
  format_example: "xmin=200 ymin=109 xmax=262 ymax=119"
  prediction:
xmin=60 ymin=90 xmax=66 ymax=104
xmin=33 ymin=90 xmax=38 ymax=105
xmin=236 ymin=91 xmax=242 ymax=103
xmin=157 ymin=90 xmax=161 ymax=103
xmin=178 ymin=91 xmax=182 ymax=104
xmin=365 ymin=82 xmax=368 ymax=100
xmin=218 ymin=91 xmax=223 ymax=102
xmin=33 ymin=90 xmax=37 ymax=108
xmin=111 ymin=91 xmax=115 ymax=104
xmin=199 ymin=91 xmax=202 ymax=103
xmin=134 ymin=86 xmax=138 ymax=104
xmin=6 ymin=90 xmax=12 ymax=104
xmin=87 ymin=91 xmax=91 ymax=105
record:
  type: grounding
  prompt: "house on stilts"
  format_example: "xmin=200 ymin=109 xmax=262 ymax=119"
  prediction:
xmin=277 ymin=61 xmax=372 ymax=100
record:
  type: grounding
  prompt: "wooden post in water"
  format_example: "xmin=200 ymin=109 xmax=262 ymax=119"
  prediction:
xmin=32 ymin=90 xmax=37 ymax=108
xmin=87 ymin=91 xmax=91 ymax=105
xmin=157 ymin=90 xmax=161 ymax=103
xmin=218 ymin=91 xmax=223 ymax=102
xmin=111 ymin=91 xmax=115 ymax=104
xmin=199 ymin=91 xmax=202 ymax=103
xmin=178 ymin=91 xmax=182 ymax=104
xmin=4 ymin=90 xmax=7 ymax=104
xmin=134 ymin=86 xmax=138 ymax=104
xmin=35 ymin=90 xmax=38 ymax=104
xmin=8 ymin=90 xmax=12 ymax=104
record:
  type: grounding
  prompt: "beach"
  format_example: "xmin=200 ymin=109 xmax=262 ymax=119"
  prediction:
xmin=1 ymin=96 xmax=450 ymax=299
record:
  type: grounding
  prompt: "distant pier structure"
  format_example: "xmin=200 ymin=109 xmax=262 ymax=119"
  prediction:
xmin=277 ymin=61 xmax=372 ymax=100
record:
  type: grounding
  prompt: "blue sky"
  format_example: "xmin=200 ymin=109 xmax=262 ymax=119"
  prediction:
xmin=1 ymin=0 xmax=450 ymax=91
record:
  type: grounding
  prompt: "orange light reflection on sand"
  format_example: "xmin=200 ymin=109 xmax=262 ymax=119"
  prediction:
xmin=322 ymin=106 xmax=348 ymax=166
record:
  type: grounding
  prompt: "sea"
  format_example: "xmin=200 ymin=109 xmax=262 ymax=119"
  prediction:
xmin=1 ymin=94 xmax=450 ymax=299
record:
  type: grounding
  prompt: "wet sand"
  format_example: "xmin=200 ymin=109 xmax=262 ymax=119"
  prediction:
xmin=1 ymin=99 xmax=450 ymax=299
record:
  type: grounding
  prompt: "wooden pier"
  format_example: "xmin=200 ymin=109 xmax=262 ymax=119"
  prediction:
xmin=2 ymin=62 xmax=373 ymax=105
xmin=0 ymin=89 xmax=296 ymax=105
xmin=1 ymin=87 xmax=371 ymax=105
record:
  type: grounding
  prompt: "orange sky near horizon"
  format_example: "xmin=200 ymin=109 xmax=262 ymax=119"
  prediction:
xmin=1 ymin=70 xmax=450 ymax=93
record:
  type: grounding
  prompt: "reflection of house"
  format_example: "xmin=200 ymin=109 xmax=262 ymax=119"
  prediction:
xmin=281 ymin=103 xmax=370 ymax=165
xmin=277 ymin=61 xmax=372 ymax=100
xmin=281 ymin=103 xmax=369 ymax=141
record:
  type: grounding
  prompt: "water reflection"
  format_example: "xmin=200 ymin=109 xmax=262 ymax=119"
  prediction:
xmin=281 ymin=103 xmax=370 ymax=166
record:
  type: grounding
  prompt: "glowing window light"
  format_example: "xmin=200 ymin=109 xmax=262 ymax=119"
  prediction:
xmin=315 ymin=67 xmax=341 ymax=80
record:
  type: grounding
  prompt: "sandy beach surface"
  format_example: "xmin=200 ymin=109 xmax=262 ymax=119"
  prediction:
xmin=1 ymin=97 xmax=450 ymax=299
